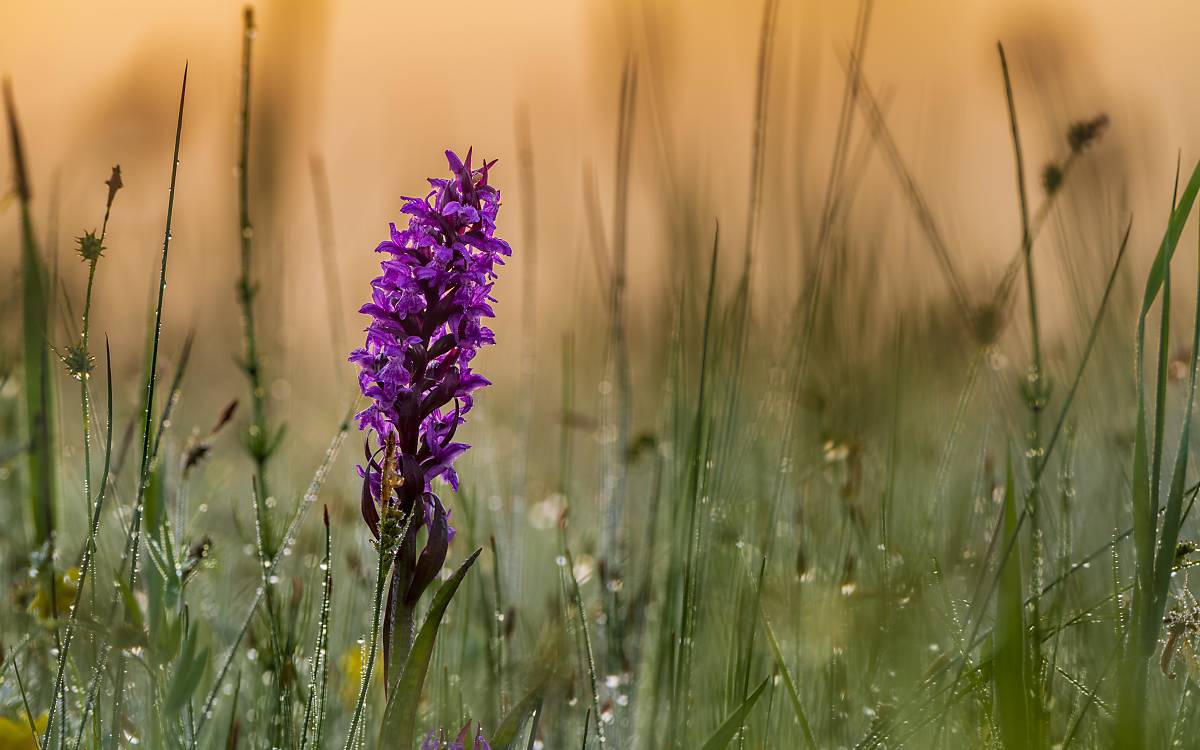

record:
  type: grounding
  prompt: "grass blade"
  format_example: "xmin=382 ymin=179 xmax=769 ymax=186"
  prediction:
xmin=300 ymin=506 xmax=335 ymax=750
xmin=1117 ymin=158 xmax=1200 ymax=745
xmin=697 ymin=675 xmax=769 ymax=750
xmin=491 ymin=680 xmax=548 ymax=750
xmin=43 ymin=340 xmax=116 ymax=745
xmin=993 ymin=452 xmax=1033 ymax=749
xmin=760 ymin=617 xmax=816 ymax=749
xmin=125 ymin=61 xmax=188 ymax=593
xmin=196 ymin=402 xmax=354 ymax=738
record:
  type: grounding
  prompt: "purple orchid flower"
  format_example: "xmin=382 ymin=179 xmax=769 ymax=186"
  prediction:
xmin=350 ymin=148 xmax=509 ymax=682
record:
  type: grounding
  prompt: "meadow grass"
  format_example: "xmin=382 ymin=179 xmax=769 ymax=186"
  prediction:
xmin=4 ymin=4 xmax=1200 ymax=750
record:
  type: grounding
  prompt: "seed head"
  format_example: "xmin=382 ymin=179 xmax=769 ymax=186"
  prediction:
xmin=1067 ymin=114 xmax=1109 ymax=154
xmin=1041 ymin=163 xmax=1063 ymax=195
xmin=76 ymin=230 xmax=104 ymax=263
xmin=105 ymin=164 xmax=123 ymax=207
xmin=57 ymin=344 xmax=95 ymax=380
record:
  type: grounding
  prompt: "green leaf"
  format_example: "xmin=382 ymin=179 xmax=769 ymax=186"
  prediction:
xmin=163 ymin=624 xmax=206 ymax=715
xmin=1117 ymin=159 xmax=1200 ymax=746
xmin=115 ymin=574 xmax=145 ymax=634
xmin=1152 ymin=167 xmax=1200 ymax=626
xmin=490 ymin=680 xmax=548 ymax=750
xmin=379 ymin=547 xmax=482 ymax=747
xmin=1139 ymin=160 xmax=1200 ymax=317
xmin=4 ymin=81 xmax=57 ymax=548
xmin=697 ymin=675 xmax=770 ymax=750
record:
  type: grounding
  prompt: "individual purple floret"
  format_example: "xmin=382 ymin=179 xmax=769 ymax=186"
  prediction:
xmin=350 ymin=148 xmax=509 ymax=676
xmin=422 ymin=723 xmax=491 ymax=750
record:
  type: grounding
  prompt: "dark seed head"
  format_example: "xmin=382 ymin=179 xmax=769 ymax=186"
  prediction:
xmin=76 ymin=230 xmax=104 ymax=263
xmin=1067 ymin=114 xmax=1109 ymax=154
xmin=1042 ymin=163 xmax=1063 ymax=195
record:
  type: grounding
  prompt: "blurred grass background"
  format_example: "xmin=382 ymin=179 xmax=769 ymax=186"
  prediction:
xmin=4 ymin=0 xmax=1198 ymax=388
xmin=4 ymin=0 xmax=1200 ymax=747
xmin=0 ymin=0 xmax=1181 ymax=506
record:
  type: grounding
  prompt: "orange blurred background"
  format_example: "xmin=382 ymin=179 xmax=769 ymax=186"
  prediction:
xmin=3 ymin=0 xmax=1200 ymax=449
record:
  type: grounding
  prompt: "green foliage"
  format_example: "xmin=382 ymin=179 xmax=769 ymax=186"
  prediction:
xmin=163 ymin=618 xmax=210 ymax=715
xmin=993 ymin=454 xmax=1038 ymax=749
xmin=1116 ymin=159 xmax=1200 ymax=746
xmin=4 ymin=80 xmax=57 ymax=548
xmin=379 ymin=548 xmax=482 ymax=747
xmin=697 ymin=675 xmax=769 ymax=750
xmin=761 ymin=616 xmax=816 ymax=749
xmin=490 ymin=681 xmax=547 ymax=750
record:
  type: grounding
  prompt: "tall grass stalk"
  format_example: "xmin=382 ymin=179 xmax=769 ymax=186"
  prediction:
xmin=565 ymin=545 xmax=606 ymax=749
xmin=103 ymin=64 xmax=188 ymax=750
xmin=599 ymin=59 xmax=638 ymax=673
xmin=234 ymin=6 xmax=281 ymax=543
xmin=308 ymin=154 xmax=347 ymax=362
xmin=512 ymin=106 xmax=539 ymax=593
xmin=949 ymin=220 xmax=1132 ymax=682
xmin=75 ymin=167 xmax=121 ymax=521
xmin=299 ymin=506 xmax=335 ymax=750
xmin=195 ymin=401 xmax=354 ymax=737
xmin=343 ymin=436 xmax=399 ymax=749
xmin=77 ymin=66 xmax=186 ymax=750
xmin=847 ymin=50 xmax=976 ymax=332
xmin=230 ymin=12 xmax=294 ymax=738
xmin=667 ymin=228 xmax=719 ymax=747
xmin=489 ymin=534 xmax=511 ymax=714
xmin=712 ymin=0 xmax=779 ymax=531
xmin=123 ymin=63 xmax=186 ymax=607
xmin=1115 ymin=159 xmax=1200 ymax=745
xmin=4 ymin=79 xmax=58 ymax=552
xmin=997 ymin=43 xmax=1047 ymax=748
xmin=42 ymin=341 xmax=115 ymax=747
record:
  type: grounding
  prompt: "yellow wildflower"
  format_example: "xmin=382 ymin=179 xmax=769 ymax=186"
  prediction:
xmin=339 ymin=644 xmax=380 ymax=709
xmin=28 ymin=567 xmax=81 ymax=621
xmin=0 ymin=712 xmax=48 ymax=750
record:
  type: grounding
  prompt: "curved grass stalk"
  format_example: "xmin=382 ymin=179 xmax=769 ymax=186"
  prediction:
xmin=124 ymin=62 xmax=187 ymax=597
xmin=43 ymin=343 xmax=115 ymax=746
xmin=195 ymin=400 xmax=356 ymax=737
xmin=343 ymin=544 xmax=389 ymax=749
xmin=565 ymin=546 xmax=606 ymax=749
xmin=945 ymin=218 xmax=1133 ymax=714
xmin=233 ymin=8 xmax=281 ymax=534
xmin=102 ymin=65 xmax=188 ymax=749
xmin=299 ymin=506 xmax=334 ymax=750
